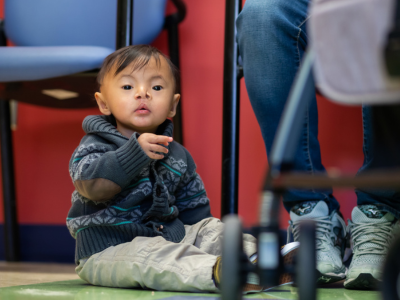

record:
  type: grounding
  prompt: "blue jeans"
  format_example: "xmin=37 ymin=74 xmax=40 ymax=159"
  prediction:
xmin=236 ymin=0 xmax=400 ymax=217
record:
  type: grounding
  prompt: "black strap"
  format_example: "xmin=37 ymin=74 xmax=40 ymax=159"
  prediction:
xmin=385 ymin=0 xmax=400 ymax=77
xmin=394 ymin=0 xmax=400 ymax=29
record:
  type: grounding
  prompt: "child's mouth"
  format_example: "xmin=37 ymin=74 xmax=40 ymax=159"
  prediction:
xmin=135 ymin=103 xmax=150 ymax=114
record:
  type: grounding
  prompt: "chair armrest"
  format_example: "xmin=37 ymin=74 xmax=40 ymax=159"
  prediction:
xmin=164 ymin=0 xmax=186 ymax=28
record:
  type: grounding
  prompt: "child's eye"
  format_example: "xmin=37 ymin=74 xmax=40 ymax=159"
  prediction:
xmin=153 ymin=85 xmax=163 ymax=91
xmin=122 ymin=85 xmax=132 ymax=90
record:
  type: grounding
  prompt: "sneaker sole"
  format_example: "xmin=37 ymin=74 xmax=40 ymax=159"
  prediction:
xmin=243 ymin=283 xmax=263 ymax=294
xmin=344 ymin=273 xmax=380 ymax=290
xmin=316 ymin=270 xmax=346 ymax=285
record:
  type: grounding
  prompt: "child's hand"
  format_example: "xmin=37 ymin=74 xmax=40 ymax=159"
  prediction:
xmin=137 ymin=133 xmax=173 ymax=160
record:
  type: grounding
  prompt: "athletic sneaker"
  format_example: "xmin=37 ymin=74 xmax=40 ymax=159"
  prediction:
xmin=289 ymin=200 xmax=347 ymax=284
xmin=276 ymin=241 xmax=300 ymax=288
xmin=344 ymin=205 xmax=399 ymax=289
xmin=248 ymin=241 xmax=300 ymax=292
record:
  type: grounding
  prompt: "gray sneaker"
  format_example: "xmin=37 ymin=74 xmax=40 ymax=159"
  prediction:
xmin=344 ymin=205 xmax=399 ymax=290
xmin=289 ymin=200 xmax=347 ymax=284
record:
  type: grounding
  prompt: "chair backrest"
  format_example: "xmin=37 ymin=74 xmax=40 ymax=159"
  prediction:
xmin=309 ymin=0 xmax=400 ymax=105
xmin=4 ymin=0 xmax=167 ymax=49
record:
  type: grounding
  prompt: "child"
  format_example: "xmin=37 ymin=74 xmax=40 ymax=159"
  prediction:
xmin=66 ymin=45 xmax=261 ymax=293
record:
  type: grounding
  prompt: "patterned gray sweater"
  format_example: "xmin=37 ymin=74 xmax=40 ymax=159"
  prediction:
xmin=66 ymin=115 xmax=212 ymax=264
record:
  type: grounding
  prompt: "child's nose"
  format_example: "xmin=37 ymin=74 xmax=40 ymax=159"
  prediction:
xmin=135 ymin=86 xmax=150 ymax=100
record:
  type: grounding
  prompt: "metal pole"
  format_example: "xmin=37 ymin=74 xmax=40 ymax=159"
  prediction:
xmin=116 ymin=0 xmax=133 ymax=49
xmin=167 ymin=22 xmax=183 ymax=145
xmin=164 ymin=0 xmax=186 ymax=145
xmin=221 ymin=0 xmax=242 ymax=217
xmin=0 ymin=19 xmax=19 ymax=261
xmin=0 ymin=100 xmax=19 ymax=261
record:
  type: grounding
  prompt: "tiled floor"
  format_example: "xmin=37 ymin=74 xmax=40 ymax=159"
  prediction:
xmin=0 ymin=262 xmax=383 ymax=300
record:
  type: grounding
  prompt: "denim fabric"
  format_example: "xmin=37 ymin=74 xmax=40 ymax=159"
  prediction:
xmin=237 ymin=0 xmax=339 ymax=213
xmin=355 ymin=106 xmax=400 ymax=214
xmin=236 ymin=0 xmax=399 ymax=215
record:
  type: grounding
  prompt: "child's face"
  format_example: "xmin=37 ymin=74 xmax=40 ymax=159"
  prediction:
xmin=95 ymin=56 xmax=180 ymax=137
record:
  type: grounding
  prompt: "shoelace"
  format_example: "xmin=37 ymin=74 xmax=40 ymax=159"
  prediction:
xmin=288 ymin=214 xmax=346 ymax=251
xmin=348 ymin=221 xmax=393 ymax=255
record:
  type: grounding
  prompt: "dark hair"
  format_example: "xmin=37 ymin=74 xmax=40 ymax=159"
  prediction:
xmin=97 ymin=45 xmax=180 ymax=93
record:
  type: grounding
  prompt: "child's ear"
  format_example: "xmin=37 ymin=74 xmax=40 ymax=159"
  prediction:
xmin=95 ymin=92 xmax=112 ymax=115
xmin=168 ymin=94 xmax=181 ymax=118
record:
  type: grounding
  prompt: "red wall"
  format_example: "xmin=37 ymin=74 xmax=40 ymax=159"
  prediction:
xmin=0 ymin=1 xmax=363 ymax=229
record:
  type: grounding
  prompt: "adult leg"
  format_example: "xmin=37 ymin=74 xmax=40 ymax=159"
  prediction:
xmin=355 ymin=105 xmax=400 ymax=215
xmin=345 ymin=105 xmax=400 ymax=289
xmin=236 ymin=0 xmax=339 ymax=213
xmin=236 ymin=0 xmax=346 ymax=284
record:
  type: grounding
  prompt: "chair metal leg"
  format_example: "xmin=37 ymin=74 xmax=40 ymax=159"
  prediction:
xmin=221 ymin=0 xmax=242 ymax=216
xmin=0 ymin=99 xmax=20 ymax=261
xmin=116 ymin=0 xmax=133 ymax=49
xmin=167 ymin=22 xmax=183 ymax=145
xmin=164 ymin=0 xmax=186 ymax=145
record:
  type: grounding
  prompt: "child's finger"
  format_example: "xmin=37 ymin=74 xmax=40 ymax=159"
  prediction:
xmin=150 ymin=144 xmax=169 ymax=154
xmin=149 ymin=135 xmax=173 ymax=145
xmin=148 ymin=150 xmax=165 ymax=160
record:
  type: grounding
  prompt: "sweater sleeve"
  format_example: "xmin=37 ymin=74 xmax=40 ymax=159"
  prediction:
xmin=69 ymin=134 xmax=151 ymax=202
xmin=174 ymin=148 xmax=212 ymax=225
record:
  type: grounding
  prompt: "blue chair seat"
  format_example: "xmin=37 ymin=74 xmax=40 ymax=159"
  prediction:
xmin=0 ymin=46 xmax=114 ymax=82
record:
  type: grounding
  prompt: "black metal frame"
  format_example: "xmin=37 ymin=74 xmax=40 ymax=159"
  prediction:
xmin=0 ymin=18 xmax=19 ymax=262
xmin=116 ymin=0 xmax=133 ymax=49
xmin=221 ymin=0 xmax=242 ymax=216
xmin=163 ymin=0 xmax=186 ymax=145
xmin=1 ymin=0 xmax=186 ymax=262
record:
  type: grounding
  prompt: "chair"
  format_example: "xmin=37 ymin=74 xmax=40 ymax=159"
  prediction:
xmin=0 ymin=0 xmax=186 ymax=261
xmin=258 ymin=0 xmax=400 ymax=297
xmin=220 ymin=0 xmax=400 ymax=298
xmin=221 ymin=0 xmax=400 ymax=214
xmin=269 ymin=0 xmax=400 ymax=191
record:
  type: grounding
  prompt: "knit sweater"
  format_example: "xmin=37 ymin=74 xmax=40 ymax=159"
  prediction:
xmin=66 ymin=115 xmax=212 ymax=264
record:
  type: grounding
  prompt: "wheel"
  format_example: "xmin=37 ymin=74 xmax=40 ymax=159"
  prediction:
xmin=296 ymin=220 xmax=317 ymax=300
xmin=382 ymin=234 xmax=400 ymax=300
xmin=221 ymin=215 xmax=244 ymax=300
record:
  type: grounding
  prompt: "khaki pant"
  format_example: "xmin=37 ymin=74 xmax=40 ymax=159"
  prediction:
xmin=76 ymin=217 xmax=257 ymax=292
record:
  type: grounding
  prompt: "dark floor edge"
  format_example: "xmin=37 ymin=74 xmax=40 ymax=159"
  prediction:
xmin=0 ymin=224 xmax=288 ymax=264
